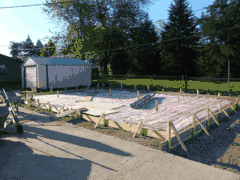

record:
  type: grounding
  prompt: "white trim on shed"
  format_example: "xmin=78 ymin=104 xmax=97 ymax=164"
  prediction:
xmin=21 ymin=57 xmax=92 ymax=89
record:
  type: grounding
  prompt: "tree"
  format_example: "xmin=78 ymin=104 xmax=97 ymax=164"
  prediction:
xmin=22 ymin=34 xmax=35 ymax=59
xmin=195 ymin=0 xmax=240 ymax=78
xmin=158 ymin=0 xmax=201 ymax=77
xmin=41 ymin=0 xmax=152 ymax=76
xmin=126 ymin=16 xmax=160 ymax=76
xmin=34 ymin=39 xmax=44 ymax=57
xmin=40 ymin=39 xmax=57 ymax=57
xmin=9 ymin=41 xmax=25 ymax=60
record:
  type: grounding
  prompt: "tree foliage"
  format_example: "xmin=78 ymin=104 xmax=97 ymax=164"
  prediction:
xmin=195 ymin=0 xmax=240 ymax=78
xmin=40 ymin=39 xmax=57 ymax=57
xmin=41 ymin=0 xmax=151 ymax=75
xmin=158 ymin=0 xmax=200 ymax=77
xmin=126 ymin=15 xmax=160 ymax=76
xmin=22 ymin=34 xmax=35 ymax=59
xmin=34 ymin=39 xmax=44 ymax=57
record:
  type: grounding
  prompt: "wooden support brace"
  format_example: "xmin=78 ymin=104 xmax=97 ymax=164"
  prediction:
xmin=208 ymin=109 xmax=219 ymax=125
xmin=170 ymin=121 xmax=188 ymax=154
xmin=50 ymin=104 xmax=59 ymax=113
xmin=132 ymin=120 xmax=143 ymax=138
xmin=33 ymin=102 xmax=50 ymax=112
xmin=57 ymin=106 xmax=64 ymax=114
xmin=168 ymin=121 xmax=172 ymax=150
xmin=195 ymin=116 xmax=210 ymax=136
xmin=48 ymin=102 xmax=51 ymax=111
xmin=113 ymin=121 xmax=123 ymax=130
xmin=95 ymin=113 xmax=105 ymax=128
xmin=152 ymin=130 xmax=165 ymax=140
xmin=222 ymin=108 xmax=231 ymax=120
xmin=230 ymin=102 xmax=237 ymax=114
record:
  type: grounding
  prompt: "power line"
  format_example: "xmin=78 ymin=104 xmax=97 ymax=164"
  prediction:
xmin=0 ymin=1 xmax=74 ymax=9
xmin=1 ymin=1 xmax=237 ymax=57
xmin=5 ymin=23 xmax=239 ymax=54
xmin=0 ymin=1 xmax=211 ymax=25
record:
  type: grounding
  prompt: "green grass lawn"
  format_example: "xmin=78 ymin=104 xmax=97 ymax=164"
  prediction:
xmin=92 ymin=78 xmax=240 ymax=97
xmin=3 ymin=77 xmax=240 ymax=97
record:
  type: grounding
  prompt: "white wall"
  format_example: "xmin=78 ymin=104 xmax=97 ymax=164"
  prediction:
xmin=38 ymin=65 xmax=47 ymax=89
xmin=21 ymin=67 xmax=24 ymax=89
xmin=47 ymin=65 xmax=92 ymax=89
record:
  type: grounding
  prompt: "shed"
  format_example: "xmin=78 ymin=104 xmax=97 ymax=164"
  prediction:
xmin=21 ymin=57 xmax=92 ymax=90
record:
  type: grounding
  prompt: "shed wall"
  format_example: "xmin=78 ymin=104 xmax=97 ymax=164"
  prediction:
xmin=47 ymin=65 xmax=92 ymax=89
xmin=38 ymin=65 xmax=47 ymax=89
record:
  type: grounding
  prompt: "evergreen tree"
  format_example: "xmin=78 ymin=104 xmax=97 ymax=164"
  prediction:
xmin=9 ymin=41 xmax=25 ymax=60
xmin=9 ymin=41 xmax=19 ymax=59
xmin=158 ymin=0 xmax=201 ymax=77
xmin=127 ymin=16 xmax=160 ymax=76
xmin=34 ymin=39 xmax=44 ymax=57
xmin=23 ymin=34 xmax=35 ymax=59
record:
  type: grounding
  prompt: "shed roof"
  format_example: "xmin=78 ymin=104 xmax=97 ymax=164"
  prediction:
xmin=21 ymin=57 xmax=91 ymax=66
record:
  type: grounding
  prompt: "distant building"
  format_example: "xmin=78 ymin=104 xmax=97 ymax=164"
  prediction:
xmin=0 ymin=54 xmax=22 ymax=83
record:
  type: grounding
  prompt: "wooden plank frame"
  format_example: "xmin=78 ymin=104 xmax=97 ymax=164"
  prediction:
xmin=33 ymin=102 xmax=51 ymax=112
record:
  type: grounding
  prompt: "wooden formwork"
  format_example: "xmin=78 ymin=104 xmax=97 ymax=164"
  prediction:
xmin=22 ymin=89 xmax=239 ymax=153
xmin=79 ymin=91 xmax=239 ymax=153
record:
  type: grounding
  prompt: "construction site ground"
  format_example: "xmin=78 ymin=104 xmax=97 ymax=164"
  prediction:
xmin=0 ymin=103 xmax=240 ymax=180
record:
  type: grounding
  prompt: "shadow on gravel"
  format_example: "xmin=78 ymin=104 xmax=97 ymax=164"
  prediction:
xmin=169 ymin=112 xmax=240 ymax=174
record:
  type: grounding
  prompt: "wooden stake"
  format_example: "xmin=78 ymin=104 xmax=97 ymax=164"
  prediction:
xmin=48 ymin=102 xmax=51 ymax=111
xmin=170 ymin=121 xmax=188 ymax=154
xmin=222 ymin=108 xmax=231 ymax=120
xmin=168 ymin=121 xmax=172 ymax=150
xmin=219 ymin=102 xmax=222 ymax=120
xmin=180 ymin=89 xmax=182 ymax=94
xmin=208 ymin=109 xmax=219 ymax=125
xmin=155 ymin=100 xmax=158 ymax=111
xmin=207 ymin=106 xmax=209 ymax=130
xmin=195 ymin=116 xmax=210 ymax=136
xmin=57 ymin=90 xmax=59 ymax=98
xmin=197 ymin=90 xmax=199 ymax=95
xmin=132 ymin=120 xmax=143 ymax=138
xmin=147 ymin=86 xmax=149 ymax=91
xmin=218 ymin=92 xmax=220 ymax=96
xmin=192 ymin=113 xmax=195 ymax=138
xmin=137 ymin=91 xmax=139 ymax=100
xmin=95 ymin=113 xmax=105 ymax=128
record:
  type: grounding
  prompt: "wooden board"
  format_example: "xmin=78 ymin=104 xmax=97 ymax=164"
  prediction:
xmin=55 ymin=109 xmax=79 ymax=118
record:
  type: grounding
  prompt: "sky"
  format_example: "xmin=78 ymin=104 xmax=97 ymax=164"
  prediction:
xmin=0 ymin=0 xmax=216 ymax=57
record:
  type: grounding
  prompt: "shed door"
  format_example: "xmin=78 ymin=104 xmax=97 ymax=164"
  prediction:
xmin=25 ymin=66 xmax=37 ymax=89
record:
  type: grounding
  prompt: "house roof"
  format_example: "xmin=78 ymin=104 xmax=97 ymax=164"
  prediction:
xmin=21 ymin=57 xmax=91 ymax=66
